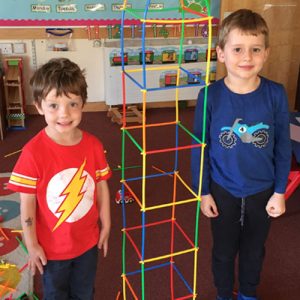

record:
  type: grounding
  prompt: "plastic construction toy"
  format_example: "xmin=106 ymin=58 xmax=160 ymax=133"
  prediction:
xmin=14 ymin=292 xmax=39 ymax=300
xmin=16 ymin=293 xmax=30 ymax=300
xmin=115 ymin=189 xmax=135 ymax=204
xmin=118 ymin=0 xmax=214 ymax=298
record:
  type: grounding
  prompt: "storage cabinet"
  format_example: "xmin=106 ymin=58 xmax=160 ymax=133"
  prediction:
xmin=3 ymin=57 xmax=25 ymax=129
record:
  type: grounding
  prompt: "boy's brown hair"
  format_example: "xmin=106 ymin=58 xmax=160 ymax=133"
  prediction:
xmin=30 ymin=58 xmax=88 ymax=107
xmin=218 ymin=9 xmax=269 ymax=49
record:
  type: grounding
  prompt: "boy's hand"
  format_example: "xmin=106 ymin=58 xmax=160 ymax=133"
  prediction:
xmin=27 ymin=243 xmax=47 ymax=275
xmin=266 ymin=192 xmax=286 ymax=218
xmin=201 ymin=194 xmax=219 ymax=218
xmin=98 ymin=227 xmax=110 ymax=257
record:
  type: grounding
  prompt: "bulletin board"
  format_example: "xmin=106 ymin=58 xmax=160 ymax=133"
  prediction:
xmin=0 ymin=0 xmax=220 ymax=26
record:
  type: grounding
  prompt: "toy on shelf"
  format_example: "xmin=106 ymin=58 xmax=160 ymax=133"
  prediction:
xmin=161 ymin=50 xmax=176 ymax=63
xmin=184 ymin=48 xmax=199 ymax=63
xmin=112 ymin=52 xmax=128 ymax=66
xmin=164 ymin=73 xmax=177 ymax=86
xmin=139 ymin=50 xmax=154 ymax=64
xmin=206 ymin=48 xmax=217 ymax=61
xmin=187 ymin=71 xmax=202 ymax=84
xmin=3 ymin=57 xmax=25 ymax=129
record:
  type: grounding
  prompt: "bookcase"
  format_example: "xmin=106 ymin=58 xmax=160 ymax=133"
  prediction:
xmin=3 ymin=57 xmax=25 ymax=129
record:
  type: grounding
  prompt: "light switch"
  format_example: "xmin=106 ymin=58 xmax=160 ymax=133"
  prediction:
xmin=13 ymin=43 xmax=26 ymax=54
xmin=0 ymin=43 xmax=13 ymax=55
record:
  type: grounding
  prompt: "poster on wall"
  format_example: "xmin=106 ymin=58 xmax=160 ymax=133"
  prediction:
xmin=0 ymin=0 xmax=220 ymax=26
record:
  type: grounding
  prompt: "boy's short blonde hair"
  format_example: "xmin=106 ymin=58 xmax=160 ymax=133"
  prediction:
xmin=30 ymin=58 xmax=88 ymax=107
xmin=218 ymin=9 xmax=269 ymax=49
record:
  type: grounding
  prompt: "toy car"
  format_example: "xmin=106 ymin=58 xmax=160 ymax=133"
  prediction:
xmin=115 ymin=189 xmax=135 ymax=204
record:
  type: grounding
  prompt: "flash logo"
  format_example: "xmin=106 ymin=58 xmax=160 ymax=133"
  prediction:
xmin=52 ymin=160 xmax=87 ymax=231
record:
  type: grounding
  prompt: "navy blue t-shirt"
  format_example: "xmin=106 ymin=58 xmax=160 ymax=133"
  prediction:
xmin=191 ymin=77 xmax=291 ymax=198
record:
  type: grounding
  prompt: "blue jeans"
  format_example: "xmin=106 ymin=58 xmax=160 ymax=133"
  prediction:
xmin=42 ymin=246 xmax=98 ymax=300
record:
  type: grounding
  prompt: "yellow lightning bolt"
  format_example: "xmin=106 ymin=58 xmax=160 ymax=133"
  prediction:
xmin=53 ymin=159 xmax=87 ymax=231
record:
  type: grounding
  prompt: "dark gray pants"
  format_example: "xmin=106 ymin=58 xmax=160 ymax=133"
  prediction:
xmin=210 ymin=181 xmax=273 ymax=298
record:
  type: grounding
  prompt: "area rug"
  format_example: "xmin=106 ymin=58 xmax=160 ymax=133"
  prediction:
xmin=0 ymin=172 xmax=35 ymax=299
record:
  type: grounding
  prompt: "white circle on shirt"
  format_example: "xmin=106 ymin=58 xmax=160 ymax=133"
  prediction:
xmin=46 ymin=168 xmax=95 ymax=225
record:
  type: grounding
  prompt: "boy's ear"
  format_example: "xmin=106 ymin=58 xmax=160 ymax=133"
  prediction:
xmin=34 ymin=102 xmax=44 ymax=115
xmin=216 ymin=45 xmax=225 ymax=63
xmin=264 ymin=47 xmax=270 ymax=62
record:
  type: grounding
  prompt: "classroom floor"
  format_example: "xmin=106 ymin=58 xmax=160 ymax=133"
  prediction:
xmin=1 ymin=108 xmax=300 ymax=300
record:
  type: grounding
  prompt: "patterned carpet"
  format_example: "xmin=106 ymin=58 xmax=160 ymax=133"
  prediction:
xmin=0 ymin=173 xmax=34 ymax=299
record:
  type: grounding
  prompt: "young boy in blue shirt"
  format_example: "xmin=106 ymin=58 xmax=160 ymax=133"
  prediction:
xmin=191 ymin=9 xmax=291 ymax=300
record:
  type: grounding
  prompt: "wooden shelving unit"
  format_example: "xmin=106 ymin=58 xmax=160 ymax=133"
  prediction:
xmin=3 ymin=57 xmax=25 ymax=129
xmin=107 ymin=105 xmax=142 ymax=125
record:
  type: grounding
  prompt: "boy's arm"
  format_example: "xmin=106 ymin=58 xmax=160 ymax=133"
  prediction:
xmin=20 ymin=193 xmax=47 ymax=275
xmin=273 ymin=87 xmax=292 ymax=194
xmin=266 ymin=86 xmax=291 ymax=218
xmin=96 ymin=180 xmax=111 ymax=257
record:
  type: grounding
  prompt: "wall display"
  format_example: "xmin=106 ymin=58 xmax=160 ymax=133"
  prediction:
xmin=0 ymin=0 xmax=220 ymax=26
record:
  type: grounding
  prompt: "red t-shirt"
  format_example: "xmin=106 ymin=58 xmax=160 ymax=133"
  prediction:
xmin=8 ymin=129 xmax=111 ymax=260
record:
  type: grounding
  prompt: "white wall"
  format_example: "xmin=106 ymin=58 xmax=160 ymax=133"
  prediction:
xmin=1 ymin=39 xmax=105 ymax=105
xmin=35 ymin=39 xmax=105 ymax=102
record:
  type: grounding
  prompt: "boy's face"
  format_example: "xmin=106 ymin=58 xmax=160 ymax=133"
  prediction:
xmin=35 ymin=89 xmax=83 ymax=139
xmin=216 ymin=28 xmax=269 ymax=83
